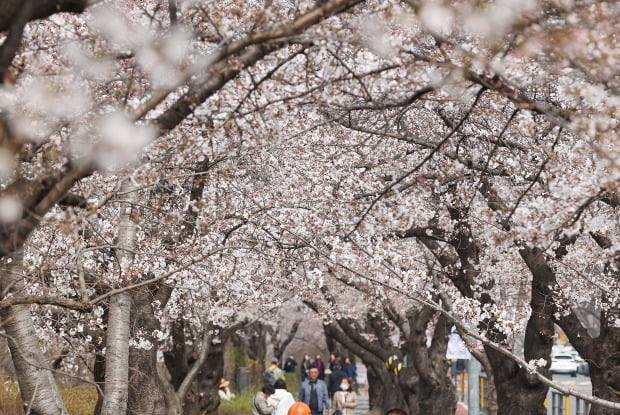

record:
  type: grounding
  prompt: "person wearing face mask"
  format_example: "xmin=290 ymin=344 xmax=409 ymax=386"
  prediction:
xmin=331 ymin=377 xmax=357 ymax=415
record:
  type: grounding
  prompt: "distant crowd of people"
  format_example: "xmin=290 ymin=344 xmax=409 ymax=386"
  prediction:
xmin=249 ymin=352 xmax=408 ymax=415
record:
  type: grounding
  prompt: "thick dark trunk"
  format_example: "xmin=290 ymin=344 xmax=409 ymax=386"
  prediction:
xmin=127 ymin=287 xmax=166 ymax=415
xmin=418 ymin=376 xmax=455 ymax=415
xmin=164 ymin=322 xmax=224 ymax=415
xmin=411 ymin=310 xmax=456 ymax=415
xmin=366 ymin=364 xmax=410 ymax=412
xmin=587 ymin=313 xmax=620 ymax=415
xmin=480 ymin=247 xmax=554 ymax=415
xmin=589 ymin=364 xmax=620 ymax=415
xmin=486 ymin=348 xmax=547 ymax=415
xmin=419 ymin=326 xmax=456 ymax=414
xmin=165 ymin=320 xmax=190 ymax=389
xmin=193 ymin=345 xmax=224 ymax=414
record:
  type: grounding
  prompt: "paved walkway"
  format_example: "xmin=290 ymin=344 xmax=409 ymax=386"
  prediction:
xmin=355 ymin=389 xmax=369 ymax=414
xmin=353 ymin=390 xmax=468 ymax=414
xmin=455 ymin=402 xmax=468 ymax=415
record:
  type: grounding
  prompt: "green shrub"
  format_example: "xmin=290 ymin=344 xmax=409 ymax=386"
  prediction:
xmin=219 ymin=372 xmax=301 ymax=415
xmin=219 ymin=389 xmax=257 ymax=415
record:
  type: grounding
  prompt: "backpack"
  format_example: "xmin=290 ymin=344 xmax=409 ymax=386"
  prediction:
xmin=262 ymin=368 xmax=277 ymax=385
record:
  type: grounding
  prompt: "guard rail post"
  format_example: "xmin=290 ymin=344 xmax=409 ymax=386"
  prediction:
xmin=575 ymin=396 xmax=591 ymax=415
xmin=551 ymin=391 xmax=565 ymax=415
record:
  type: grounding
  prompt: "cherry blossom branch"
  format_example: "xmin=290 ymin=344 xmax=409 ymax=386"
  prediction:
xmin=501 ymin=127 xmax=563 ymax=228
xmin=346 ymin=87 xmax=486 ymax=238
xmin=137 ymin=0 xmax=364 ymax=126
xmin=0 ymin=247 xmax=230 ymax=312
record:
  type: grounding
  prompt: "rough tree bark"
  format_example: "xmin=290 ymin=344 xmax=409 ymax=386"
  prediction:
xmin=127 ymin=159 xmax=210 ymax=414
xmin=0 ymin=250 xmax=68 ymax=415
xmin=127 ymin=286 xmax=166 ymax=415
xmin=521 ymin=243 xmax=620 ymax=415
xmin=402 ymin=216 xmax=552 ymax=415
xmin=161 ymin=320 xmax=229 ymax=415
xmin=100 ymin=179 xmax=137 ymax=415
xmin=478 ymin=245 xmax=554 ymax=415
xmin=408 ymin=309 xmax=456 ymax=415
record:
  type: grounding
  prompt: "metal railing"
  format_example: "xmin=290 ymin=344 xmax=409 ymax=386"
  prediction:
xmin=549 ymin=391 xmax=591 ymax=415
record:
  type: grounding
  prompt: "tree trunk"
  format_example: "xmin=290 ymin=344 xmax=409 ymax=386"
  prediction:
xmin=93 ymin=337 xmax=106 ymax=415
xmin=409 ymin=309 xmax=456 ymax=415
xmin=127 ymin=287 xmax=166 ymax=415
xmin=100 ymin=291 xmax=132 ymax=414
xmin=163 ymin=321 xmax=224 ymax=415
xmin=273 ymin=320 xmax=301 ymax=361
xmin=484 ymin=246 xmax=554 ymax=415
xmin=156 ymin=361 xmax=183 ymax=415
xmin=589 ymin=363 xmax=620 ymax=415
xmin=101 ymin=179 xmax=137 ymax=415
xmin=588 ymin=309 xmax=620 ymax=415
xmin=366 ymin=364 xmax=410 ymax=412
xmin=0 ymin=251 xmax=68 ymax=415
xmin=418 ymin=316 xmax=456 ymax=415
xmin=222 ymin=338 xmax=235 ymax=390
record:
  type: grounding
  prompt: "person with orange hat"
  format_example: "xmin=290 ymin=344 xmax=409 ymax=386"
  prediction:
xmin=288 ymin=401 xmax=311 ymax=415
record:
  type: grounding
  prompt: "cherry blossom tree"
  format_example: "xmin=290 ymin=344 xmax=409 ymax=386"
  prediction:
xmin=0 ymin=1 xmax=618 ymax=414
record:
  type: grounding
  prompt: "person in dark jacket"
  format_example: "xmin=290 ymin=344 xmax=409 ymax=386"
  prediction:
xmin=300 ymin=354 xmax=312 ymax=381
xmin=283 ymin=355 xmax=298 ymax=373
xmin=327 ymin=363 xmax=347 ymax=399
xmin=315 ymin=354 xmax=326 ymax=380
xmin=342 ymin=357 xmax=356 ymax=380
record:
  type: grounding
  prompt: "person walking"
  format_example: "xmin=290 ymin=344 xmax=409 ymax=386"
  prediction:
xmin=300 ymin=354 xmax=312 ymax=381
xmin=270 ymin=358 xmax=286 ymax=381
xmin=327 ymin=363 xmax=346 ymax=399
xmin=332 ymin=376 xmax=357 ymax=415
xmin=269 ymin=379 xmax=295 ymax=415
xmin=342 ymin=357 xmax=356 ymax=380
xmin=315 ymin=354 xmax=326 ymax=380
xmin=252 ymin=384 xmax=276 ymax=415
xmin=298 ymin=365 xmax=330 ymax=415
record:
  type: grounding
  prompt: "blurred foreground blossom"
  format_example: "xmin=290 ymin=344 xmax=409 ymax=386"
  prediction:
xmin=0 ymin=196 xmax=22 ymax=223
xmin=95 ymin=112 xmax=157 ymax=170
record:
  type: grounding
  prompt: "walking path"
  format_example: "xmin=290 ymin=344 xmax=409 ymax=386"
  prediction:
xmin=355 ymin=389 xmax=369 ymax=414
xmin=353 ymin=390 xmax=467 ymax=414
xmin=455 ymin=402 xmax=468 ymax=415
